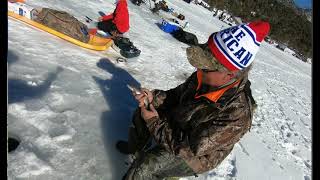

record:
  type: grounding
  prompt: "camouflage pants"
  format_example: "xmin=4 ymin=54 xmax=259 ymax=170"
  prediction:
xmin=123 ymin=109 xmax=195 ymax=180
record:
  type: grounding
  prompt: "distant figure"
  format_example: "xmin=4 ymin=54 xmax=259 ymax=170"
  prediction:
xmin=218 ymin=12 xmax=226 ymax=21
xmin=151 ymin=0 xmax=170 ymax=13
xmin=97 ymin=0 xmax=130 ymax=38
xmin=131 ymin=0 xmax=143 ymax=6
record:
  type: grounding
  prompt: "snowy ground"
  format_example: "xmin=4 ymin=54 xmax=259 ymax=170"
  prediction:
xmin=7 ymin=0 xmax=311 ymax=179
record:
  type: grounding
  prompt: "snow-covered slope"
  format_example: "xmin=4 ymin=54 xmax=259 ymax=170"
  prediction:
xmin=8 ymin=0 xmax=311 ymax=179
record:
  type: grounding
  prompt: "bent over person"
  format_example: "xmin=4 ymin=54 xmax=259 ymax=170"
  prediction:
xmin=97 ymin=0 xmax=129 ymax=37
xmin=117 ymin=21 xmax=270 ymax=179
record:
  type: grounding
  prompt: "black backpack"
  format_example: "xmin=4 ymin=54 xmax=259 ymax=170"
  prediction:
xmin=171 ymin=28 xmax=198 ymax=46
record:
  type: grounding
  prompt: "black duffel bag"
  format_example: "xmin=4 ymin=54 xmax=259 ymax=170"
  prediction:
xmin=171 ymin=28 xmax=198 ymax=46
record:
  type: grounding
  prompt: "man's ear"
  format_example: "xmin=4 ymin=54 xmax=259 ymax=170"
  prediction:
xmin=227 ymin=71 xmax=237 ymax=80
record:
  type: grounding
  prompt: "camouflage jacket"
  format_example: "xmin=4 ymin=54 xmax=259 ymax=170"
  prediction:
xmin=146 ymin=71 xmax=254 ymax=174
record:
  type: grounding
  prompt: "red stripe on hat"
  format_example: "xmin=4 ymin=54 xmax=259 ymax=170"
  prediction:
xmin=207 ymin=35 xmax=239 ymax=71
xmin=247 ymin=21 xmax=270 ymax=42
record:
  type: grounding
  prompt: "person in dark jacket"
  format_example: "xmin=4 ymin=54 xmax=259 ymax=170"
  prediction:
xmin=97 ymin=0 xmax=130 ymax=37
xmin=118 ymin=21 xmax=270 ymax=179
xmin=151 ymin=0 xmax=170 ymax=13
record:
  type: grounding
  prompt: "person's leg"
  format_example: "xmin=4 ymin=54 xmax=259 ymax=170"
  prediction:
xmin=130 ymin=108 xmax=152 ymax=149
xmin=117 ymin=108 xmax=151 ymax=154
xmin=97 ymin=19 xmax=117 ymax=34
xmin=123 ymin=146 xmax=195 ymax=180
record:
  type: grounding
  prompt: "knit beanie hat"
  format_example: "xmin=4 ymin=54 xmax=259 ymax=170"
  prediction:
xmin=187 ymin=21 xmax=270 ymax=71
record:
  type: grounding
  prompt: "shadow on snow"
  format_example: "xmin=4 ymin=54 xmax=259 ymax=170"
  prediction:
xmin=7 ymin=50 xmax=19 ymax=66
xmin=8 ymin=67 xmax=63 ymax=104
xmin=93 ymin=58 xmax=140 ymax=179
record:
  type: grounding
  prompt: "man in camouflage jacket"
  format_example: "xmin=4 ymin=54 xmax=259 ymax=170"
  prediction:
xmin=118 ymin=21 xmax=270 ymax=179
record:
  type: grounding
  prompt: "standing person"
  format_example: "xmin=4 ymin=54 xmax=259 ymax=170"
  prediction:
xmin=96 ymin=0 xmax=129 ymax=38
xmin=117 ymin=21 xmax=270 ymax=179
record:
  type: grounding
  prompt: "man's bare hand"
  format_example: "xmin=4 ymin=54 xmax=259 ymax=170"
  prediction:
xmin=141 ymin=104 xmax=159 ymax=122
xmin=132 ymin=88 xmax=153 ymax=107
xmin=98 ymin=17 xmax=103 ymax=22
xmin=134 ymin=93 xmax=147 ymax=107
xmin=141 ymin=88 xmax=153 ymax=103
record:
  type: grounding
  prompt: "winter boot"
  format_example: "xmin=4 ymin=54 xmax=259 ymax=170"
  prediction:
xmin=112 ymin=37 xmax=141 ymax=58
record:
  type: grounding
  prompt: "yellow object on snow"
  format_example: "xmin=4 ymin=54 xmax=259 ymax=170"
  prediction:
xmin=8 ymin=4 xmax=113 ymax=51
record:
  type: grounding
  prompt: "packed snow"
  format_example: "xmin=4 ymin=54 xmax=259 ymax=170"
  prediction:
xmin=7 ymin=0 xmax=311 ymax=179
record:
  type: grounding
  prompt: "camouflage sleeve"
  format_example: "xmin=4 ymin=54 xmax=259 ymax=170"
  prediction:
xmin=145 ymin=116 xmax=185 ymax=154
xmin=151 ymin=72 xmax=197 ymax=108
xmin=145 ymin=110 xmax=251 ymax=159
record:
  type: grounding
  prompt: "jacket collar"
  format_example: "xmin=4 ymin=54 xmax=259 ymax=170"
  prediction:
xmin=195 ymin=70 xmax=241 ymax=103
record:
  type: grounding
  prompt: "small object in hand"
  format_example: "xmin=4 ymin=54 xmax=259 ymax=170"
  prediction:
xmin=127 ymin=84 xmax=142 ymax=95
xmin=127 ymin=85 xmax=150 ymax=109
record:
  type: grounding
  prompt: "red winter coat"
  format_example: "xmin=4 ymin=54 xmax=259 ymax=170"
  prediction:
xmin=102 ymin=0 xmax=129 ymax=33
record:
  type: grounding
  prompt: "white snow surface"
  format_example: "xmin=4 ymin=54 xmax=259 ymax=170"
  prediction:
xmin=8 ymin=0 xmax=311 ymax=179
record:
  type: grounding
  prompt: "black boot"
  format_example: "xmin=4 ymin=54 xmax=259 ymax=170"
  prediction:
xmin=116 ymin=141 xmax=135 ymax=154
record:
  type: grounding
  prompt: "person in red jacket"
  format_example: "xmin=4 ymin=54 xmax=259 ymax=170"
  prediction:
xmin=97 ymin=0 xmax=130 ymax=37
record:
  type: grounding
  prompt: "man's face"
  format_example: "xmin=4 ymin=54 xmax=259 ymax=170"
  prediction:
xmin=201 ymin=70 xmax=238 ymax=87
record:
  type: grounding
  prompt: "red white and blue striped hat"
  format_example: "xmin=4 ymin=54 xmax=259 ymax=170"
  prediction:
xmin=207 ymin=21 xmax=270 ymax=71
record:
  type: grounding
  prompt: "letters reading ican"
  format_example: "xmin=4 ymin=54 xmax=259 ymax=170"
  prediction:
xmin=219 ymin=26 xmax=253 ymax=66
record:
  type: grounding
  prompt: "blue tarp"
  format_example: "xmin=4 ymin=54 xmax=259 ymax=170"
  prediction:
xmin=159 ymin=19 xmax=180 ymax=33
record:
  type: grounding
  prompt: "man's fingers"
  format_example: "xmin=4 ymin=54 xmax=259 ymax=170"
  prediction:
xmin=141 ymin=88 xmax=150 ymax=95
xmin=149 ymin=104 xmax=156 ymax=112
xmin=135 ymin=94 xmax=145 ymax=100
xmin=141 ymin=88 xmax=148 ymax=92
xmin=141 ymin=88 xmax=153 ymax=102
xmin=140 ymin=104 xmax=147 ymax=113
xmin=134 ymin=94 xmax=143 ymax=99
xmin=137 ymin=97 xmax=146 ymax=104
xmin=139 ymin=101 xmax=145 ymax=107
